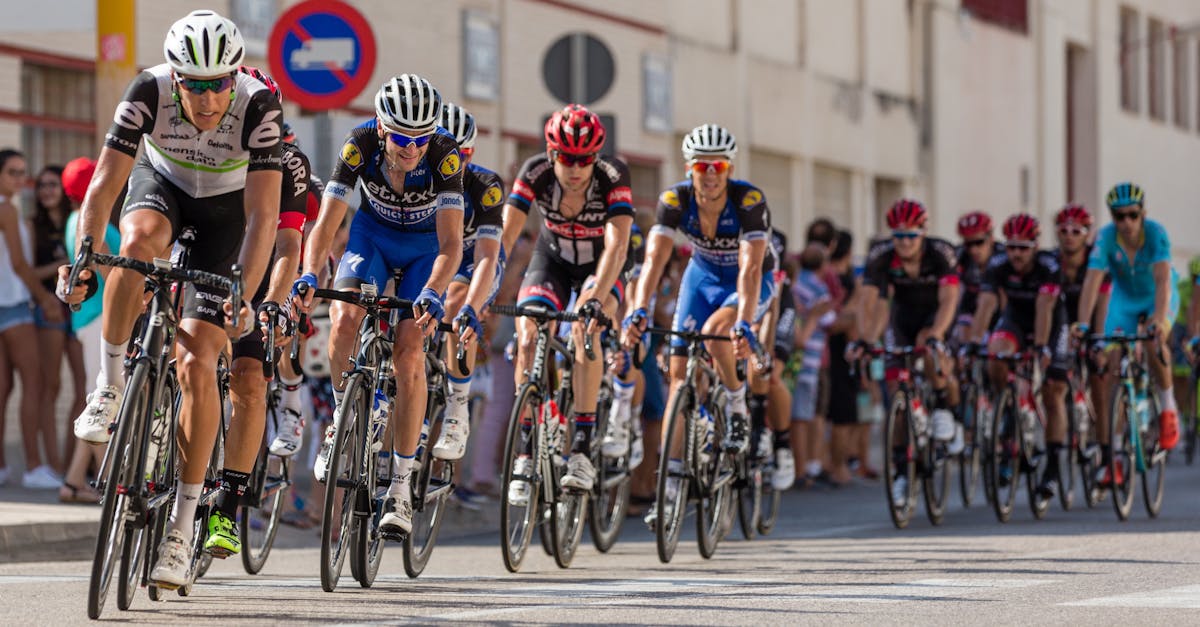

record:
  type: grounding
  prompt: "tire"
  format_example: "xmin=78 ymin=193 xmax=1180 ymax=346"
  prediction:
xmin=87 ymin=362 xmax=150 ymax=619
xmin=958 ymin=383 xmax=982 ymax=508
xmin=655 ymin=385 xmax=693 ymax=564
xmin=1141 ymin=390 xmax=1166 ymax=518
xmin=116 ymin=519 xmax=148 ymax=611
xmin=1108 ymin=384 xmax=1136 ymax=521
xmin=1185 ymin=375 xmax=1198 ymax=465
xmin=144 ymin=372 xmax=177 ymax=603
xmin=989 ymin=387 xmax=1021 ymax=523
xmin=1025 ymin=405 xmax=1050 ymax=521
xmin=500 ymin=383 xmax=541 ymax=573
xmin=588 ymin=381 xmax=631 ymax=553
xmin=882 ymin=390 xmax=916 ymax=529
xmin=145 ymin=507 xmax=170 ymax=602
xmin=319 ymin=373 xmax=366 ymax=592
xmin=756 ymin=482 xmax=782 ymax=536
xmin=355 ymin=445 xmax=384 ymax=588
xmin=696 ymin=400 xmax=732 ymax=559
xmin=403 ymin=386 xmax=450 ymax=578
xmin=736 ymin=456 xmax=761 ymax=540
xmin=549 ymin=488 xmax=588 ymax=569
xmin=239 ymin=449 xmax=288 ymax=575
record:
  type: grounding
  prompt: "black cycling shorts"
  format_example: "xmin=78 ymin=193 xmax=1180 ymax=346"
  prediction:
xmin=516 ymin=248 xmax=624 ymax=312
xmin=122 ymin=159 xmax=245 ymax=328
xmin=991 ymin=315 xmax=1070 ymax=381
xmin=883 ymin=306 xmax=938 ymax=373
xmin=774 ymin=286 xmax=797 ymax=362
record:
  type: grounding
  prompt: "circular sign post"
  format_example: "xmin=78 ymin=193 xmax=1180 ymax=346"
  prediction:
xmin=268 ymin=0 xmax=377 ymax=111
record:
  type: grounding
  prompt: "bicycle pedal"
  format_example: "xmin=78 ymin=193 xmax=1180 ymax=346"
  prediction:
xmin=380 ymin=529 xmax=408 ymax=543
xmin=153 ymin=581 xmax=181 ymax=591
xmin=207 ymin=548 xmax=234 ymax=559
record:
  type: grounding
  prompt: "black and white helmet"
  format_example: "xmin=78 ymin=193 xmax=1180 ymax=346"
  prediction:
xmin=163 ymin=10 xmax=245 ymax=78
xmin=375 ymin=74 xmax=441 ymax=134
xmin=440 ymin=102 xmax=477 ymax=149
xmin=681 ymin=124 xmax=737 ymax=161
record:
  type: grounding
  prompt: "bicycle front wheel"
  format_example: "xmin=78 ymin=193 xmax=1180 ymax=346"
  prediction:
xmin=882 ymin=390 xmax=916 ymax=529
xmin=958 ymin=382 xmax=982 ymax=507
xmin=1141 ymin=391 xmax=1166 ymax=518
xmin=736 ymin=456 xmax=762 ymax=540
xmin=240 ymin=450 xmax=288 ymax=575
xmin=1109 ymin=385 xmax=1136 ymax=521
xmin=319 ymin=373 xmax=367 ymax=592
xmin=500 ymin=383 xmax=541 ymax=573
xmin=989 ymin=387 xmax=1020 ymax=523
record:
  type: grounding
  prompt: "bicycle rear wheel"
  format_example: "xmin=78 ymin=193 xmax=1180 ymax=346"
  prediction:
xmin=239 ymin=450 xmax=288 ymax=575
xmin=989 ymin=388 xmax=1021 ymax=523
xmin=697 ymin=402 xmax=733 ymax=559
xmin=87 ymin=362 xmax=150 ymax=619
xmin=1109 ymin=385 xmax=1136 ymax=521
xmin=500 ymin=383 xmax=541 ymax=573
xmin=882 ymin=390 xmax=916 ymax=529
xmin=757 ymin=482 xmax=782 ymax=536
xmin=958 ymin=383 xmax=981 ymax=507
xmin=655 ymin=385 xmax=693 ymax=564
xmin=320 ymin=373 xmax=367 ymax=592
xmin=144 ymin=370 xmax=178 ymax=603
xmin=354 ymin=446 xmax=385 ymax=588
xmin=589 ymin=383 xmax=631 ymax=553
xmin=404 ymin=390 xmax=451 ymax=578
xmin=1186 ymin=375 xmax=1199 ymax=465
xmin=735 ymin=457 xmax=761 ymax=541
xmin=1141 ymin=392 xmax=1166 ymax=518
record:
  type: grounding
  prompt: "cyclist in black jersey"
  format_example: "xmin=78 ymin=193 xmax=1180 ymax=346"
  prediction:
xmin=854 ymin=200 xmax=961 ymax=506
xmin=761 ymin=228 xmax=797 ymax=488
xmin=500 ymin=105 xmax=633 ymax=493
xmin=429 ymin=102 xmax=505 ymax=462
xmin=56 ymin=10 xmax=283 ymax=587
xmin=955 ymin=211 xmax=1004 ymax=343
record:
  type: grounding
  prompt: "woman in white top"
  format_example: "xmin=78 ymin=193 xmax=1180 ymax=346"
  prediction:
xmin=0 ymin=149 xmax=58 ymax=489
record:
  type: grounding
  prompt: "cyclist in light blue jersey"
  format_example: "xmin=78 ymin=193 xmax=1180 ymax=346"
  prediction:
xmin=1075 ymin=182 xmax=1179 ymax=485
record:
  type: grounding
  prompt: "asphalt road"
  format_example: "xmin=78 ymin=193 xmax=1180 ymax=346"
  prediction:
xmin=5 ymin=459 xmax=1200 ymax=625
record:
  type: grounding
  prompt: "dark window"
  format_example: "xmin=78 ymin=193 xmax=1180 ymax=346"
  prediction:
xmin=962 ymin=0 xmax=1028 ymax=34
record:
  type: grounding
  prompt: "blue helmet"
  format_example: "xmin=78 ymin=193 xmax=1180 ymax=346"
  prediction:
xmin=1105 ymin=182 xmax=1144 ymax=210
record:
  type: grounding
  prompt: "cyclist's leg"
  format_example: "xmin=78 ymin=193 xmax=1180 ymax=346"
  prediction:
xmin=986 ymin=318 xmax=1021 ymax=393
xmin=1041 ymin=323 xmax=1072 ymax=495
xmin=327 ymin=214 xmax=386 ymax=399
xmin=513 ymin=250 xmax=570 ymax=391
xmin=1149 ymin=290 xmax=1182 ymax=448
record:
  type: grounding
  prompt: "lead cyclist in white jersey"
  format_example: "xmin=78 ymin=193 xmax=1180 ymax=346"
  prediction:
xmin=57 ymin=10 xmax=283 ymax=587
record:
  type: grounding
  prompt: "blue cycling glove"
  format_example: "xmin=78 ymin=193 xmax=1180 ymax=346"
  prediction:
xmin=414 ymin=287 xmax=444 ymax=322
xmin=455 ymin=304 xmax=483 ymax=339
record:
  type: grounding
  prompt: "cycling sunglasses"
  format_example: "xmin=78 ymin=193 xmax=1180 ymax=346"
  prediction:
xmin=552 ymin=151 xmax=598 ymax=167
xmin=689 ymin=160 xmax=731 ymax=175
xmin=891 ymin=230 xmax=922 ymax=240
xmin=1004 ymin=241 xmax=1036 ymax=251
xmin=964 ymin=238 xmax=988 ymax=248
xmin=1111 ymin=209 xmax=1142 ymax=222
xmin=176 ymin=74 xmax=235 ymax=95
xmin=459 ymin=147 xmax=474 ymax=160
xmin=388 ymin=132 xmax=433 ymax=148
xmin=1057 ymin=225 xmax=1088 ymax=236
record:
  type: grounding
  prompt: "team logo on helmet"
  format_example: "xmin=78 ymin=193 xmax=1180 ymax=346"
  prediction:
xmin=660 ymin=189 xmax=680 ymax=208
xmin=438 ymin=151 xmax=462 ymax=179
xmin=340 ymin=141 xmax=362 ymax=170
xmin=482 ymin=184 xmax=504 ymax=208
xmin=741 ymin=189 xmax=763 ymax=208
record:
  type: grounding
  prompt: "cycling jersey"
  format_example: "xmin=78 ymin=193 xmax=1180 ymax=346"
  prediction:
xmin=764 ymin=228 xmax=788 ymax=276
xmin=452 ymin=162 xmax=506 ymax=306
xmin=957 ymin=242 xmax=1005 ymax=317
xmin=1088 ymin=219 xmax=1179 ymax=334
xmin=651 ymin=179 xmax=770 ymax=281
xmin=325 ymin=120 xmax=465 ymax=232
xmin=773 ymin=277 xmax=797 ymax=362
xmin=105 ymin=64 xmax=283 ymax=198
xmin=1055 ymin=244 xmax=1109 ymax=325
xmin=980 ymin=250 xmax=1062 ymax=329
xmin=863 ymin=236 xmax=959 ymax=313
xmin=508 ymin=153 xmax=634 ymax=267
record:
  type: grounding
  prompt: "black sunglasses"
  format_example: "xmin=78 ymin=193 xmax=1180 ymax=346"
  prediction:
xmin=965 ymin=238 xmax=988 ymax=248
xmin=1111 ymin=209 xmax=1141 ymax=222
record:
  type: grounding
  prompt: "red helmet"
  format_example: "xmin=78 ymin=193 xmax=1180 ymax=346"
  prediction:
xmin=1055 ymin=203 xmax=1093 ymax=228
xmin=238 ymin=65 xmax=281 ymax=103
xmin=1003 ymin=213 xmax=1041 ymax=241
xmin=886 ymin=199 xmax=928 ymax=229
xmin=544 ymin=104 xmax=606 ymax=155
xmin=957 ymin=211 xmax=993 ymax=238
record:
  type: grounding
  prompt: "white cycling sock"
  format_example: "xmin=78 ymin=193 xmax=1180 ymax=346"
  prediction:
xmin=98 ymin=339 xmax=128 ymax=392
xmin=805 ymin=460 xmax=822 ymax=477
xmin=388 ymin=455 xmax=415 ymax=500
xmin=1155 ymin=386 xmax=1177 ymax=413
xmin=725 ymin=383 xmax=748 ymax=416
xmin=280 ymin=372 xmax=303 ymax=414
xmin=168 ymin=482 xmax=203 ymax=542
xmin=447 ymin=375 xmax=472 ymax=417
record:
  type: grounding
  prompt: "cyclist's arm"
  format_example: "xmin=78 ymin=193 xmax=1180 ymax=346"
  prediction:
xmin=1151 ymin=260 xmax=1171 ymax=330
xmin=463 ymin=237 xmax=501 ymax=312
xmin=857 ymin=284 xmax=881 ymax=343
xmin=796 ymin=298 xmax=831 ymax=348
xmin=930 ymin=280 xmax=959 ymax=341
xmin=588 ymin=214 xmax=633 ymax=301
xmin=75 ymin=147 xmax=135 ymax=256
xmin=633 ymin=229 xmax=673 ymax=313
xmin=301 ymin=195 xmax=348 ymax=279
xmin=735 ymin=238 xmax=767 ymax=324
xmin=1034 ymin=291 xmax=1056 ymax=346
xmin=970 ymin=292 xmax=998 ymax=343
xmin=1076 ymin=269 xmax=1106 ymax=328
xmin=265 ymin=229 xmax=302 ymax=306
xmin=499 ymin=204 xmax=527 ymax=258
xmin=425 ymin=208 xmax=465 ymax=297
xmin=1189 ymin=279 xmax=1200 ymax=338
xmin=239 ymin=169 xmax=283 ymax=299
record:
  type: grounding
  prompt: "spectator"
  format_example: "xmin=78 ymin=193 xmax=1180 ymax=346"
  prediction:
xmin=826 ymin=230 xmax=866 ymax=483
xmin=790 ymin=242 xmax=834 ymax=488
xmin=57 ymin=157 xmax=120 ymax=502
xmin=0 ymin=148 xmax=57 ymax=489
xmin=30 ymin=165 xmax=87 ymax=474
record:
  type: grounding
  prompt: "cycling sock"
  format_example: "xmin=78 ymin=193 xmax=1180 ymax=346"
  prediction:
xmin=169 ymin=482 xmax=203 ymax=541
xmin=725 ymin=384 xmax=748 ymax=416
xmin=99 ymin=338 xmax=128 ymax=391
xmin=448 ymin=374 xmax=471 ymax=400
xmin=934 ymin=387 xmax=951 ymax=411
xmin=805 ymin=460 xmax=822 ymax=477
xmin=280 ymin=371 xmax=303 ymax=413
xmin=749 ymin=393 xmax=768 ymax=433
xmin=1155 ymin=385 xmax=1177 ymax=413
xmin=332 ymin=385 xmax=344 ymax=408
xmin=1043 ymin=443 xmax=1062 ymax=479
xmin=613 ymin=378 xmax=636 ymax=402
xmin=572 ymin=412 xmax=596 ymax=453
xmin=773 ymin=428 xmax=791 ymax=451
xmin=388 ymin=454 xmax=415 ymax=500
xmin=215 ymin=469 xmax=250 ymax=518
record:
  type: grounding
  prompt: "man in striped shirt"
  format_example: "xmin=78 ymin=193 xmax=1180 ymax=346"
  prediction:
xmin=790 ymin=243 xmax=835 ymax=487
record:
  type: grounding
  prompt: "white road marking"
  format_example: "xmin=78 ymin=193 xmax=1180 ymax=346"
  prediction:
xmin=1062 ymin=584 xmax=1200 ymax=609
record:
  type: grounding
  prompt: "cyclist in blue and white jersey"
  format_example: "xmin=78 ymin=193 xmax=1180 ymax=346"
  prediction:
xmin=56 ymin=10 xmax=283 ymax=586
xmin=428 ymin=102 xmax=505 ymax=461
xmin=1075 ymin=182 xmax=1180 ymax=484
xmin=623 ymin=124 xmax=772 ymax=522
xmin=294 ymin=75 xmax=464 ymax=536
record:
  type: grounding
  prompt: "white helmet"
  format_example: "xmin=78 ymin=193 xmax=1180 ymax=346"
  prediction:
xmin=163 ymin=10 xmax=245 ymax=78
xmin=682 ymin=124 xmax=737 ymax=161
xmin=440 ymin=102 xmax=477 ymax=149
xmin=375 ymin=74 xmax=441 ymax=134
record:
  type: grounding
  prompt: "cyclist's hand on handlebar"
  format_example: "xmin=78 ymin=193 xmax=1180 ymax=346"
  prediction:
xmin=258 ymin=301 xmax=294 ymax=347
xmin=731 ymin=320 xmax=758 ymax=360
xmin=453 ymin=304 xmax=483 ymax=344
xmin=621 ymin=307 xmax=648 ymax=350
xmin=575 ymin=295 xmax=605 ymax=336
xmin=56 ymin=264 xmax=95 ymax=306
xmin=291 ymin=272 xmax=318 ymax=313
xmin=413 ymin=287 xmax=445 ymax=337
xmin=223 ymin=299 xmax=254 ymax=339
xmin=844 ymin=339 xmax=864 ymax=363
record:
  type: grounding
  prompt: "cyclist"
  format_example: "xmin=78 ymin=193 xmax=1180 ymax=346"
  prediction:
xmin=954 ymin=211 xmax=1003 ymax=344
xmin=853 ymin=199 xmax=961 ymax=506
xmin=623 ymin=124 xmax=772 ymax=520
xmin=294 ymin=74 xmax=464 ymax=536
xmin=429 ymin=102 xmax=505 ymax=461
xmin=601 ymin=223 xmax=648 ymax=465
xmin=1076 ymin=182 xmax=1181 ymax=486
xmin=763 ymin=228 xmax=797 ymax=489
xmin=969 ymin=213 xmax=1066 ymax=498
xmin=500 ymin=104 xmax=633 ymax=493
xmin=203 ymin=66 xmax=311 ymax=557
xmin=1171 ymin=255 xmax=1200 ymax=427
xmin=57 ymin=10 xmax=282 ymax=586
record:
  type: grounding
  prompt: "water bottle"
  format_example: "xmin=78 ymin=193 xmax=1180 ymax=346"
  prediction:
xmin=856 ymin=391 xmax=872 ymax=424
xmin=979 ymin=396 xmax=993 ymax=440
xmin=910 ymin=397 xmax=929 ymax=445
xmin=1073 ymin=390 xmax=1089 ymax=431
xmin=1019 ymin=395 xmax=1038 ymax=447
xmin=697 ymin=406 xmax=715 ymax=463
xmin=869 ymin=357 xmax=885 ymax=382
xmin=370 ymin=390 xmax=389 ymax=452
xmin=546 ymin=400 xmax=566 ymax=466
